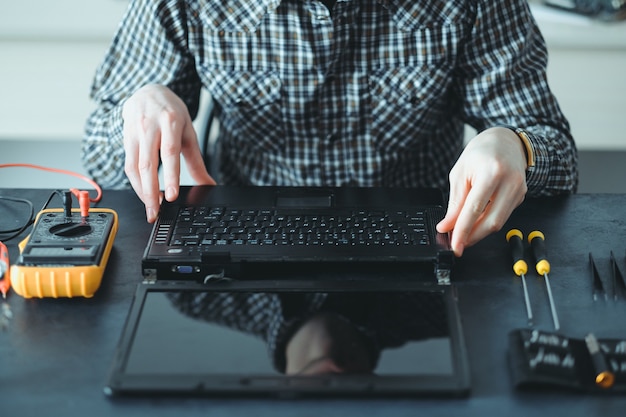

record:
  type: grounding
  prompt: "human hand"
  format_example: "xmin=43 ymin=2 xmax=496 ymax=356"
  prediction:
xmin=122 ymin=84 xmax=216 ymax=223
xmin=436 ymin=127 xmax=528 ymax=256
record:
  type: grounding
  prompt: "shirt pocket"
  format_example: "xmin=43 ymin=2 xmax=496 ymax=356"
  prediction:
xmin=368 ymin=65 xmax=451 ymax=154
xmin=207 ymin=70 xmax=284 ymax=153
xmin=201 ymin=0 xmax=280 ymax=32
xmin=386 ymin=0 xmax=471 ymax=31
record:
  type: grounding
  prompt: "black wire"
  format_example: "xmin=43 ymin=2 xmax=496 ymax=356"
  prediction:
xmin=46 ymin=190 xmax=67 ymax=210
xmin=0 ymin=191 xmax=59 ymax=242
xmin=0 ymin=196 xmax=34 ymax=238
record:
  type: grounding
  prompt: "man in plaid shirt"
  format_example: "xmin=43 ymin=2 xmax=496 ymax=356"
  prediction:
xmin=82 ymin=0 xmax=577 ymax=256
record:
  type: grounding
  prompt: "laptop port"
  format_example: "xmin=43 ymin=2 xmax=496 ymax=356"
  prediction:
xmin=174 ymin=265 xmax=194 ymax=274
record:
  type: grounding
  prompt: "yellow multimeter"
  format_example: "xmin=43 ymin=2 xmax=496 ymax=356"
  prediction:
xmin=10 ymin=208 xmax=118 ymax=298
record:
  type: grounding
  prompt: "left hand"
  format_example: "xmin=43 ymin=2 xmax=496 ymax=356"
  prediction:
xmin=121 ymin=84 xmax=216 ymax=223
xmin=436 ymin=127 xmax=528 ymax=256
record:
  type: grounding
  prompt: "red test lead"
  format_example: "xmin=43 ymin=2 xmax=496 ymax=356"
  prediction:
xmin=0 ymin=241 xmax=10 ymax=298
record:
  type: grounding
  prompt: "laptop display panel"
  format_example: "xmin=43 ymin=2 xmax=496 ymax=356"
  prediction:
xmin=105 ymin=280 xmax=470 ymax=398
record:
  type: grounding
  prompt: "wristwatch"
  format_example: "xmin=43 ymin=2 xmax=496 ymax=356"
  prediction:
xmin=498 ymin=125 xmax=535 ymax=169
xmin=515 ymin=128 xmax=535 ymax=169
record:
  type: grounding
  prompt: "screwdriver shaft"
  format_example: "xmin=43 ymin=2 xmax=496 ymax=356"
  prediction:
xmin=520 ymin=273 xmax=533 ymax=326
xmin=506 ymin=229 xmax=533 ymax=326
xmin=528 ymin=231 xmax=560 ymax=332
xmin=542 ymin=272 xmax=560 ymax=331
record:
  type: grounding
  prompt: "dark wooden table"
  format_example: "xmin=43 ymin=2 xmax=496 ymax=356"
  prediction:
xmin=1 ymin=188 xmax=625 ymax=417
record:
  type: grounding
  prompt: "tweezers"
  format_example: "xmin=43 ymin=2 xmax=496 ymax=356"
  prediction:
xmin=589 ymin=253 xmax=607 ymax=302
xmin=610 ymin=251 xmax=626 ymax=301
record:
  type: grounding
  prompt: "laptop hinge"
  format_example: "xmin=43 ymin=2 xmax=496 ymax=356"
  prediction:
xmin=435 ymin=251 xmax=454 ymax=285
xmin=142 ymin=269 xmax=158 ymax=284
xmin=436 ymin=267 xmax=451 ymax=285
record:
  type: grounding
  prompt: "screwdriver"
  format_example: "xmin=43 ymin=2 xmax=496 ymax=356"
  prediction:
xmin=528 ymin=230 xmax=560 ymax=331
xmin=506 ymin=229 xmax=533 ymax=326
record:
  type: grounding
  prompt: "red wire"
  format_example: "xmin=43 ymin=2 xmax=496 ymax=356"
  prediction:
xmin=0 ymin=163 xmax=102 ymax=202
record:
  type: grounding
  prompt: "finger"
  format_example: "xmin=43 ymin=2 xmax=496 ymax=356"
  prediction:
xmin=436 ymin=178 xmax=468 ymax=234
xmin=122 ymin=123 xmax=145 ymax=204
xmin=464 ymin=181 xmax=526 ymax=248
xmin=137 ymin=120 xmax=162 ymax=223
xmin=450 ymin=179 xmax=497 ymax=256
xmin=159 ymin=113 xmax=183 ymax=202
xmin=181 ymin=121 xmax=216 ymax=186
xmin=463 ymin=199 xmax=506 ymax=248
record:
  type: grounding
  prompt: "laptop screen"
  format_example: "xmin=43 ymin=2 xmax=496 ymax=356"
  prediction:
xmin=106 ymin=282 xmax=470 ymax=397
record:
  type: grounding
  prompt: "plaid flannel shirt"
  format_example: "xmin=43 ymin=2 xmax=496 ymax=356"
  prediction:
xmin=83 ymin=0 xmax=577 ymax=194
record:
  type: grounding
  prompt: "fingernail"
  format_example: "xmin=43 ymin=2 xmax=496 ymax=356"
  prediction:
xmin=146 ymin=208 xmax=156 ymax=222
xmin=166 ymin=186 xmax=176 ymax=201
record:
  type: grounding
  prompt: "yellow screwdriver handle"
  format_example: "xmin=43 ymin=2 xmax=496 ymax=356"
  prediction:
xmin=506 ymin=229 xmax=528 ymax=276
xmin=528 ymin=230 xmax=551 ymax=275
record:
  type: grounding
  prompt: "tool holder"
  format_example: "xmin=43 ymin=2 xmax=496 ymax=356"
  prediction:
xmin=508 ymin=328 xmax=626 ymax=393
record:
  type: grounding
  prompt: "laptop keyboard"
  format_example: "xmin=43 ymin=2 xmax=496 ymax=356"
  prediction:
xmin=159 ymin=207 xmax=431 ymax=248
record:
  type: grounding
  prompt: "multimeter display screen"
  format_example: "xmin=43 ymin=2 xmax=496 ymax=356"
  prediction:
xmin=23 ymin=246 xmax=99 ymax=263
xmin=20 ymin=212 xmax=115 ymax=266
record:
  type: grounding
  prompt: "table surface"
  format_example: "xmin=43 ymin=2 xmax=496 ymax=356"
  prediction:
xmin=1 ymin=188 xmax=626 ymax=417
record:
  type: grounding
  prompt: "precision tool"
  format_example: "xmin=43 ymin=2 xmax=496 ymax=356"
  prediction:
xmin=610 ymin=251 xmax=626 ymax=301
xmin=584 ymin=333 xmax=615 ymax=389
xmin=506 ymin=229 xmax=533 ymax=326
xmin=589 ymin=252 xmax=607 ymax=302
xmin=528 ymin=230 xmax=560 ymax=331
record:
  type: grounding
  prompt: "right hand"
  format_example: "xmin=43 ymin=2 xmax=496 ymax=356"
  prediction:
xmin=122 ymin=84 xmax=216 ymax=223
xmin=436 ymin=127 xmax=528 ymax=256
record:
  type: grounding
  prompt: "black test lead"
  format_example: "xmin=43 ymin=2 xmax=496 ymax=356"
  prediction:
xmin=528 ymin=231 xmax=560 ymax=331
xmin=506 ymin=229 xmax=533 ymax=327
